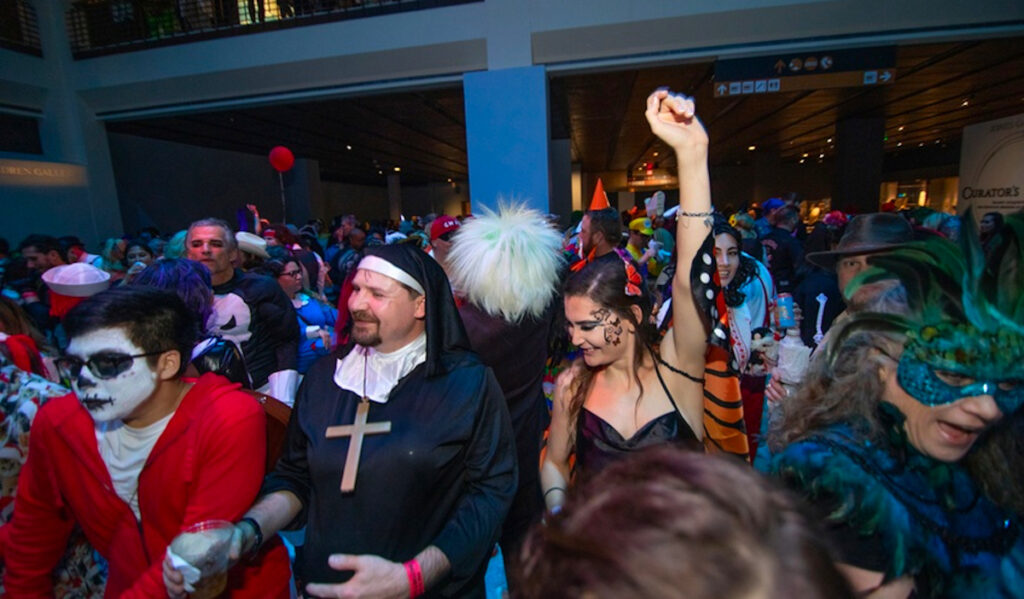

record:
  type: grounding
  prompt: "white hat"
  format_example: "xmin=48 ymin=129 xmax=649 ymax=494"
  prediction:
xmin=645 ymin=191 xmax=665 ymax=218
xmin=385 ymin=231 xmax=408 ymax=245
xmin=235 ymin=231 xmax=270 ymax=259
xmin=41 ymin=263 xmax=111 ymax=297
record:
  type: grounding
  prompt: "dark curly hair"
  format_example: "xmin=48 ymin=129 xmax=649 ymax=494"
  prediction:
xmin=713 ymin=214 xmax=757 ymax=308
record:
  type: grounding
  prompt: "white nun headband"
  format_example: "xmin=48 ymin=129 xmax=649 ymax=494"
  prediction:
xmin=357 ymin=255 xmax=425 ymax=295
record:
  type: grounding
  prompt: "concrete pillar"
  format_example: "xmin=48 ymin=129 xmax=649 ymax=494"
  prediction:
xmin=617 ymin=191 xmax=635 ymax=214
xmin=833 ymin=117 xmax=885 ymax=214
xmin=387 ymin=173 xmax=401 ymax=221
xmin=463 ymin=66 xmax=550 ymax=215
xmin=753 ymin=150 xmax=783 ymax=208
xmin=571 ymin=164 xmax=583 ymax=213
xmin=34 ymin=0 xmax=122 ymax=244
xmin=285 ymin=158 xmax=320 ymax=226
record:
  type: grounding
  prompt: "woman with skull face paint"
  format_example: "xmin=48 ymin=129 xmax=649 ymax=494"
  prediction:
xmin=767 ymin=213 xmax=1024 ymax=598
xmin=541 ymin=90 xmax=717 ymax=507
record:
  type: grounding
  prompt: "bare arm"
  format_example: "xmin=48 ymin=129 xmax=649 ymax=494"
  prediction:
xmin=644 ymin=90 xmax=711 ymax=427
xmin=540 ymin=367 xmax=576 ymax=510
xmin=232 ymin=490 xmax=304 ymax=557
xmin=414 ymin=546 xmax=451 ymax=591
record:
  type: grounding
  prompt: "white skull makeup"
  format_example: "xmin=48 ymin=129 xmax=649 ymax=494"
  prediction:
xmin=65 ymin=327 xmax=159 ymax=423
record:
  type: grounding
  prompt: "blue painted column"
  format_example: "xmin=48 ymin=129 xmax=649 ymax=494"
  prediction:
xmin=463 ymin=66 xmax=549 ymax=215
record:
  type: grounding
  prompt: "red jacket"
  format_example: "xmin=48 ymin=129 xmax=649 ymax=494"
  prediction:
xmin=3 ymin=373 xmax=292 ymax=598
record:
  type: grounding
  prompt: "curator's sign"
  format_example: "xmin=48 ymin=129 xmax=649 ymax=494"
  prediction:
xmin=958 ymin=114 xmax=1024 ymax=221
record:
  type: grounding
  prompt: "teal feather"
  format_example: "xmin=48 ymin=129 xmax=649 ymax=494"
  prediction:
xmin=844 ymin=215 xmax=1024 ymax=344
xmin=771 ymin=415 xmax=1024 ymax=596
xmin=989 ymin=213 xmax=1024 ymax=330
xmin=958 ymin=209 xmax=1024 ymax=335
xmin=771 ymin=431 xmax=914 ymax=580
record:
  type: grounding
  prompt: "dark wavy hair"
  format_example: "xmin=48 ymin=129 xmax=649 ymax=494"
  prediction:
xmin=517 ymin=447 xmax=855 ymax=599
xmin=713 ymin=214 xmax=757 ymax=308
xmin=769 ymin=301 xmax=1024 ymax=517
xmin=562 ymin=252 xmax=657 ymax=448
xmin=129 ymin=258 xmax=214 ymax=330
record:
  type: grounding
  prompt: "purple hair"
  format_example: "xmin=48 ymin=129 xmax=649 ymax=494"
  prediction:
xmin=129 ymin=258 xmax=214 ymax=329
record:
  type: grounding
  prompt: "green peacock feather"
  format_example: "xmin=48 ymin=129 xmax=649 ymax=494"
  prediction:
xmin=830 ymin=210 xmax=1024 ymax=378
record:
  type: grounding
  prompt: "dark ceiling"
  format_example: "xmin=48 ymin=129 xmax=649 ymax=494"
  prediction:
xmin=107 ymin=36 xmax=1024 ymax=187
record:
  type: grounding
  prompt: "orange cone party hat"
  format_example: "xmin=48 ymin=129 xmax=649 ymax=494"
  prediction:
xmin=589 ymin=179 xmax=610 ymax=210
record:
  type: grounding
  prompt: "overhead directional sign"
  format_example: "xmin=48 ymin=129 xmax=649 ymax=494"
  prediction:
xmin=714 ymin=46 xmax=896 ymax=97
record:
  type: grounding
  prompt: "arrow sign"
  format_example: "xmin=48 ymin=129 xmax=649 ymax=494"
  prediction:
xmin=714 ymin=47 xmax=895 ymax=96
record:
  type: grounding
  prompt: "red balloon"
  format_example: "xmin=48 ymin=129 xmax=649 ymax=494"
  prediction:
xmin=269 ymin=146 xmax=295 ymax=172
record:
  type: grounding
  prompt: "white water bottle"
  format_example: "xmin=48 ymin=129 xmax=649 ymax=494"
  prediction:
xmin=776 ymin=328 xmax=811 ymax=393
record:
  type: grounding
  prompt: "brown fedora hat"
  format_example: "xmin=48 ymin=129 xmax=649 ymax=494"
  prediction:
xmin=806 ymin=212 xmax=913 ymax=269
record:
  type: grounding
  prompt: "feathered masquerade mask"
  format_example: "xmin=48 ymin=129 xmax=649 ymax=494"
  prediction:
xmin=831 ymin=210 xmax=1024 ymax=412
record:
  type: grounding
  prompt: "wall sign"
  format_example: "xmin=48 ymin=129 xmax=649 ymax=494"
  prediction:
xmin=0 ymin=159 xmax=87 ymax=187
xmin=958 ymin=113 xmax=1024 ymax=220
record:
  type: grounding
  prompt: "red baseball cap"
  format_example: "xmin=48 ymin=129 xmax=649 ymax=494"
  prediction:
xmin=430 ymin=216 xmax=460 ymax=241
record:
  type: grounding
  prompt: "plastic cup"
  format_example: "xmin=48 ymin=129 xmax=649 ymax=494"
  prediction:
xmin=170 ymin=520 xmax=234 ymax=599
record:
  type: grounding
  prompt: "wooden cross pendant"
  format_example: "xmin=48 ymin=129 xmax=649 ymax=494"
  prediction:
xmin=325 ymin=400 xmax=392 ymax=493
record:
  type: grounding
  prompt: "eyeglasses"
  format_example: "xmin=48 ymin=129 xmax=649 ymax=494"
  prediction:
xmin=281 ymin=269 xmax=303 ymax=278
xmin=55 ymin=351 xmax=167 ymax=381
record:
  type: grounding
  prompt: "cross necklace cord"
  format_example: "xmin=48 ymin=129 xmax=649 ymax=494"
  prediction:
xmin=325 ymin=348 xmax=392 ymax=493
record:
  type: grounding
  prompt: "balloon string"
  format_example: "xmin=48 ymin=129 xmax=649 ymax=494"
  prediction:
xmin=279 ymin=171 xmax=286 ymax=222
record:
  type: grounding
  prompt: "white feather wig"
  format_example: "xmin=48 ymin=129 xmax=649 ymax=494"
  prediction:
xmin=447 ymin=201 xmax=565 ymax=323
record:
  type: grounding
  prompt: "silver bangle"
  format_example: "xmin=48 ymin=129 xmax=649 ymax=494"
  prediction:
xmin=543 ymin=487 xmax=566 ymax=499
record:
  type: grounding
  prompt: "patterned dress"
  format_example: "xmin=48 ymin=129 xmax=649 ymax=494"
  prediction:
xmin=0 ymin=357 xmax=107 ymax=597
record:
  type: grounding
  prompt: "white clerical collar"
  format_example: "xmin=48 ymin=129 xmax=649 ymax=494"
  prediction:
xmin=334 ymin=333 xmax=427 ymax=403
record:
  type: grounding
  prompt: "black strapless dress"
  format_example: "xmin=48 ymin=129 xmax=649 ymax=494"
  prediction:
xmin=574 ymin=360 xmax=701 ymax=480
xmin=575 ymin=407 xmax=701 ymax=479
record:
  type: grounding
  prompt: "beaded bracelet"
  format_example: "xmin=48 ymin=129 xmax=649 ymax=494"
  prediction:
xmin=678 ymin=209 xmax=714 ymax=218
xmin=678 ymin=208 xmax=714 ymax=228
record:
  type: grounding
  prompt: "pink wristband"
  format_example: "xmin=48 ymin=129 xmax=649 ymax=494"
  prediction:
xmin=403 ymin=559 xmax=425 ymax=598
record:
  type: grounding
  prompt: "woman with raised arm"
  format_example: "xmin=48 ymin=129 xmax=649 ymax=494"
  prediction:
xmin=541 ymin=90 xmax=720 ymax=510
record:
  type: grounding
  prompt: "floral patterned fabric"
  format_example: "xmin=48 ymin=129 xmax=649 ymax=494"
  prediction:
xmin=0 ymin=358 xmax=107 ymax=597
